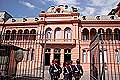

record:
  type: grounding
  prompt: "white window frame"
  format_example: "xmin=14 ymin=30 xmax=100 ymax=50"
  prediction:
xmin=82 ymin=50 xmax=86 ymax=63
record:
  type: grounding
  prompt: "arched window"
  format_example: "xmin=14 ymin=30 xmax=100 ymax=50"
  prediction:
xmin=30 ymin=29 xmax=36 ymax=40
xmin=115 ymin=50 xmax=120 ymax=63
xmin=24 ymin=29 xmax=29 ymax=40
xmin=82 ymin=28 xmax=89 ymax=40
xmin=82 ymin=50 xmax=86 ymax=63
xmin=5 ymin=30 xmax=11 ymax=40
xmin=45 ymin=28 xmax=52 ymax=40
xmin=17 ymin=29 xmax=23 ymax=40
xmin=55 ymin=27 xmax=62 ymax=40
xmin=98 ymin=28 xmax=105 ymax=40
xmin=114 ymin=28 xmax=119 ymax=40
xmin=11 ymin=30 xmax=16 ymax=40
xmin=64 ymin=27 xmax=72 ymax=40
xmin=106 ymin=28 xmax=112 ymax=40
xmin=90 ymin=28 xmax=96 ymax=40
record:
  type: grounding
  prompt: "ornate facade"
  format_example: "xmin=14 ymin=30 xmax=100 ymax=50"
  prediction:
xmin=0 ymin=4 xmax=120 ymax=80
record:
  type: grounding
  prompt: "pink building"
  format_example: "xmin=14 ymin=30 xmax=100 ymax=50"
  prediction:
xmin=0 ymin=4 xmax=120 ymax=80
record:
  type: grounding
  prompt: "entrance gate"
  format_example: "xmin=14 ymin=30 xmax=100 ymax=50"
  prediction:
xmin=0 ymin=33 xmax=46 ymax=80
xmin=90 ymin=33 xmax=120 ymax=80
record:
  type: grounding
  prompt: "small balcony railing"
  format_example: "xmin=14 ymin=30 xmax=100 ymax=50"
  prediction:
xmin=38 ymin=39 xmax=76 ymax=45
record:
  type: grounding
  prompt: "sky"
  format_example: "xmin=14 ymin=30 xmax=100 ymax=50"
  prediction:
xmin=0 ymin=0 xmax=119 ymax=17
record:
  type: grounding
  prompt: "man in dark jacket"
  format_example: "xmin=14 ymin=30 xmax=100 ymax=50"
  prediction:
xmin=63 ymin=62 xmax=71 ymax=80
xmin=73 ymin=59 xmax=83 ymax=80
xmin=49 ymin=59 xmax=62 ymax=80
xmin=69 ymin=60 xmax=74 ymax=80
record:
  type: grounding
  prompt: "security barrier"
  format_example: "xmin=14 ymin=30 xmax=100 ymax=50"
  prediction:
xmin=90 ymin=33 xmax=120 ymax=80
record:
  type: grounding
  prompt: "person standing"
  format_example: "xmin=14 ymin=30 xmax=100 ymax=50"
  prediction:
xmin=69 ymin=60 xmax=74 ymax=80
xmin=49 ymin=59 xmax=62 ymax=80
xmin=49 ymin=60 xmax=55 ymax=80
xmin=73 ymin=59 xmax=83 ymax=80
xmin=63 ymin=62 xmax=70 ymax=80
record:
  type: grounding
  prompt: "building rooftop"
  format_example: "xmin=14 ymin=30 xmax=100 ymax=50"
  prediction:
xmin=5 ymin=17 xmax=44 ymax=24
xmin=0 ymin=11 xmax=12 ymax=24
xmin=46 ymin=5 xmax=78 ymax=13
xmin=79 ymin=15 xmax=120 ymax=21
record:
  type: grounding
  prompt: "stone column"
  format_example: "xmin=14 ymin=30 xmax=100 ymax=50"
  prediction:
xmin=50 ymin=49 xmax=54 ymax=64
xmin=60 ymin=49 xmax=64 ymax=67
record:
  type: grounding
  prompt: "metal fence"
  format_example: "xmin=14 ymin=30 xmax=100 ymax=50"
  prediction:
xmin=90 ymin=33 xmax=120 ymax=80
xmin=0 ymin=33 xmax=45 ymax=80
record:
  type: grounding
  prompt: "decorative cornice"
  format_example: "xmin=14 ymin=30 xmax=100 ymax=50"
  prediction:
xmin=39 ymin=13 xmax=79 ymax=17
xmin=0 ymin=21 xmax=46 ymax=26
xmin=45 ymin=20 xmax=79 ymax=24
xmin=81 ymin=20 xmax=120 ymax=24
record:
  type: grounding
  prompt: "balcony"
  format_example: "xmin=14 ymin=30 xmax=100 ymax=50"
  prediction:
xmin=81 ymin=40 xmax=91 ymax=45
xmin=2 ymin=38 xmax=76 ymax=45
xmin=38 ymin=39 xmax=76 ymax=45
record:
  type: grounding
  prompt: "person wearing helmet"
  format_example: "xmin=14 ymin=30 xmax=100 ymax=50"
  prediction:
xmin=69 ymin=60 xmax=74 ymax=80
xmin=49 ymin=59 xmax=62 ymax=80
xmin=63 ymin=61 xmax=71 ymax=80
xmin=73 ymin=59 xmax=83 ymax=80
xmin=49 ymin=60 xmax=55 ymax=80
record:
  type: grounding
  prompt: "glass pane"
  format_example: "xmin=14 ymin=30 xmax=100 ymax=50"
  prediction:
xmin=56 ymin=30 xmax=61 ymax=39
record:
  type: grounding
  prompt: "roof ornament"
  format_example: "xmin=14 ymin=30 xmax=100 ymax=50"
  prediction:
xmin=12 ymin=18 xmax=16 ymax=22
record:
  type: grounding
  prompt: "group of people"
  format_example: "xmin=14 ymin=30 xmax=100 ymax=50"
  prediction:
xmin=49 ymin=59 xmax=83 ymax=80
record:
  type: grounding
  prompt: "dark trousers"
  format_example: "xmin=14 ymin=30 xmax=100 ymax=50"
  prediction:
xmin=51 ymin=77 xmax=58 ymax=80
xmin=75 ymin=78 xmax=80 ymax=80
xmin=53 ymin=78 xmax=58 ymax=80
xmin=69 ymin=75 xmax=72 ymax=80
xmin=51 ymin=75 xmax=59 ymax=80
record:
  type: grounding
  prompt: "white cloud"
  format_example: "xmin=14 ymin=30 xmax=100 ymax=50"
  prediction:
xmin=99 ymin=6 xmax=113 ymax=15
xmin=88 ymin=0 xmax=119 ymax=15
xmin=48 ymin=0 xmax=80 ymax=7
xmin=81 ymin=7 xmax=96 ymax=15
xmin=19 ymin=1 xmax=35 ymax=9
xmin=89 ymin=0 xmax=119 ymax=7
